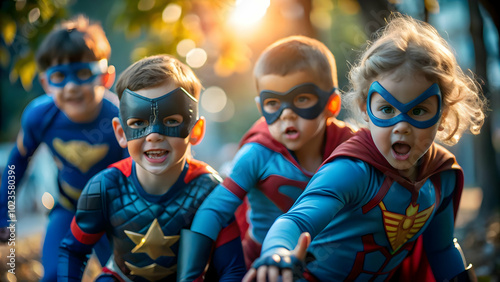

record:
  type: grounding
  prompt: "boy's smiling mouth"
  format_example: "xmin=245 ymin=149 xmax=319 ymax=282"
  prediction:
xmin=144 ymin=149 xmax=169 ymax=163
xmin=392 ymin=142 xmax=410 ymax=160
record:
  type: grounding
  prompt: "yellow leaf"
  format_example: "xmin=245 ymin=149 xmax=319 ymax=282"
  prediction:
xmin=1 ymin=17 xmax=17 ymax=46
xmin=20 ymin=60 xmax=37 ymax=91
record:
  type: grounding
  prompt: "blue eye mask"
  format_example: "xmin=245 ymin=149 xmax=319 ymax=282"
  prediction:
xmin=45 ymin=60 xmax=107 ymax=87
xmin=367 ymin=81 xmax=442 ymax=129
xmin=119 ymin=87 xmax=198 ymax=140
xmin=259 ymin=83 xmax=336 ymax=125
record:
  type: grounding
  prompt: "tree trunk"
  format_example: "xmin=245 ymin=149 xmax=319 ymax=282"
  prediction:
xmin=468 ymin=0 xmax=500 ymax=218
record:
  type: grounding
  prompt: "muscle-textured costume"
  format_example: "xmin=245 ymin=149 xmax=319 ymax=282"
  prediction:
xmin=260 ymin=128 xmax=466 ymax=281
xmin=0 ymin=94 xmax=125 ymax=279
xmin=191 ymin=117 xmax=354 ymax=267
xmin=59 ymin=157 xmax=245 ymax=281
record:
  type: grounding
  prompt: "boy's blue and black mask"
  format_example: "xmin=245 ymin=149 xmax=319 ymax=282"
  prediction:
xmin=119 ymin=87 xmax=198 ymax=140
xmin=45 ymin=60 xmax=108 ymax=87
xmin=367 ymin=81 xmax=442 ymax=129
xmin=259 ymin=83 xmax=336 ymax=125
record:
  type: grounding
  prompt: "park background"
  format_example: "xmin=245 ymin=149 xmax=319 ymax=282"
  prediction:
xmin=0 ymin=0 xmax=499 ymax=280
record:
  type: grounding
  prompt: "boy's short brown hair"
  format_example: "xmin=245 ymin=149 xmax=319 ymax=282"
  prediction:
xmin=35 ymin=14 xmax=111 ymax=71
xmin=253 ymin=35 xmax=338 ymax=91
xmin=115 ymin=54 xmax=202 ymax=100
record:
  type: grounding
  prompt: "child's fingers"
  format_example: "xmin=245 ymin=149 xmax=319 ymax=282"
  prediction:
xmin=292 ymin=232 xmax=311 ymax=260
xmin=268 ymin=266 xmax=280 ymax=282
xmin=242 ymin=268 xmax=257 ymax=282
xmin=257 ymin=265 xmax=268 ymax=282
xmin=281 ymin=269 xmax=294 ymax=282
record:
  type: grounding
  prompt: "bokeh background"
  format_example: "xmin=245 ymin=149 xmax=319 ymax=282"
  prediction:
xmin=0 ymin=0 xmax=499 ymax=280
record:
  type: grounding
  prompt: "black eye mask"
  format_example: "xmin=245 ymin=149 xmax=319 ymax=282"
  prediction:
xmin=259 ymin=83 xmax=335 ymax=125
xmin=119 ymin=87 xmax=198 ymax=140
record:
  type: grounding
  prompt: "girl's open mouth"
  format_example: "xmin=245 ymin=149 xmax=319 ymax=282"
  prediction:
xmin=392 ymin=142 xmax=410 ymax=161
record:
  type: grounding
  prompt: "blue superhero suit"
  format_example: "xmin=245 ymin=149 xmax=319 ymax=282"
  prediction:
xmin=0 ymin=93 xmax=126 ymax=280
xmin=58 ymin=157 xmax=246 ymax=281
xmin=258 ymin=128 xmax=466 ymax=281
xmin=191 ymin=117 xmax=354 ymax=267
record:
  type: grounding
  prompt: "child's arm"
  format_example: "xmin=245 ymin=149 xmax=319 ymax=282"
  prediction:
xmin=247 ymin=158 xmax=369 ymax=282
xmin=191 ymin=144 xmax=266 ymax=240
xmin=422 ymin=170 xmax=473 ymax=280
xmin=211 ymin=220 xmax=246 ymax=281
xmin=58 ymin=173 xmax=108 ymax=281
xmin=177 ymin=220 xmax=245 ymax=281
xmin=0 ymin=100 xmax=48 ymax=231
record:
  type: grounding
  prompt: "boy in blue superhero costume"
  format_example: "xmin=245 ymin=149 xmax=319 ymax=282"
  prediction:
xmin=58 ymin=54 xmax=246 ymax=281
xmin=244 ymin=14 xmax=486 ymax=282
xmin=188 ymin=35 xmax=354 ymax=274
xmin=0 ymin=15 xmax=125 ymax=281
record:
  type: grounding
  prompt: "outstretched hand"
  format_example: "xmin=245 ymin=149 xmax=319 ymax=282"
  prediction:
xmin=243 ymin=232 xmax=311 ymax=282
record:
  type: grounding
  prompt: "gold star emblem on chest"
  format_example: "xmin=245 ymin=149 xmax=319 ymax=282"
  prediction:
xmin=380 ymin=202 xmax=434 ymax=253
xmin=124 ymin=218 xmax=180 ymax=260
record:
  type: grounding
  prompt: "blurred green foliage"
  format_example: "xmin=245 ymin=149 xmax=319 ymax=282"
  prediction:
xmin=0 ymin=0 xmax=68 ymax=90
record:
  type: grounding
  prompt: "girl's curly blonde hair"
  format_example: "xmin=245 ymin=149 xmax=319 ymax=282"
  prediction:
xmin=344 ymin=13 xmax=487 ymax=146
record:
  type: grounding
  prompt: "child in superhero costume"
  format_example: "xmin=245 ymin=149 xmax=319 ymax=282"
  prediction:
xmin=188 ymin=35 xmax=354 ymax=274
xmin=0 ymin=15 xmax=125 ymax=281
xmin=58 ymin=54 xmax=246 ymax=281
xmin=243 ymin=14 xmax=487 ymax=282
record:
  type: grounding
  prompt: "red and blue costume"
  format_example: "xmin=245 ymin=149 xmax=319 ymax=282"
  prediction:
xmin=0 ymin=94 xmax=126 ymax=281
xmin=191 ymin=117 xmax=354 ymax=267
xmin=258 ymin=128 xmax=467 ymax=281
xmin=58 ymin=157 xmax=245 ymax=281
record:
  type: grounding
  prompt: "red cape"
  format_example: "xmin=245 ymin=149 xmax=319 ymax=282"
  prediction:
xmin=325 ymin=128 xmax=464 ymax=281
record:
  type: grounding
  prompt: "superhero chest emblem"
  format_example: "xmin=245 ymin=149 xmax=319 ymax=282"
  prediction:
xmin=259 ymin=175 xmax=308 ymax=212
xmin=124 ymin=218 xmax=179 ymax=280
xmin=53 ymin=138 xmax=108 ymax=173
xmin=379 ymin=201 xmax=434 ymax=253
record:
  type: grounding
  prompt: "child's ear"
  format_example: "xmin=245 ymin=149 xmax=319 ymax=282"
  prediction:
xmin=189 ymin=117 xmax=206 ymax=146
xmin=39 ymin=73 xmax=50 ymax=93
xmin=255 ymin=96 xmax=262 ymax=114
xmin=112 ymin=117 xmax=128 ymax=148
xmin=102 ymin=65 xmax=116 ymax=89
xmin=361 ymin=102 xmax=369 ymax=122
xmin=326 ymin=93 xmax=341 ymax=117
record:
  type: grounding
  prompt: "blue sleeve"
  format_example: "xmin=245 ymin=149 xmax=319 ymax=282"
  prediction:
xmin=261 ymin=158 xmax=370 ymax=255
xmin=0 ymin=100 xmax=47 ymax=226
xmin=423 ymin=171 xmax=466 ymax=280
xmin=212 ymin=237 xmax=246 ymax=281
xmin=58 ymin=172 xmax=108 ymax=281
xmin=191 ymin=144 xmax=268 ymax=240
xmin=58 ymin=229 xmax=93 ymax=281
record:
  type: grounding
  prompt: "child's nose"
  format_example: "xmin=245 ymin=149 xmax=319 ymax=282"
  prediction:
xmin=279 ymin=108 xmax=298 ymax=120
xmin=146 ymin=132 xmax=166 ymax=142
xmin=64 ymin=80 xmax=79 ymax=89
xmin=392 ymin=121 xmax=411 ymax=135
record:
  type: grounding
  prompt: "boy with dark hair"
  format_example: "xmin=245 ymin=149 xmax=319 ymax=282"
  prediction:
xmin=58 ymin=54 xmax=246 ymax=281
xmin=187 ymin=35 xmax=355 ymax=275
xmin=0 ymin=15 xmax=125 ymax=281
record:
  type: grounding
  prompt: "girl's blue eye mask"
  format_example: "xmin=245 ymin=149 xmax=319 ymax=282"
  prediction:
xmin=45 ymin=61 xmax=107 ymax=87
xmin=119 ymin=87 xmax=198 ymax=140
xmin=259 ymin=83 xmax=336 ymax=125
xmin=367 ymin=81 xmax=442 ymax=129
